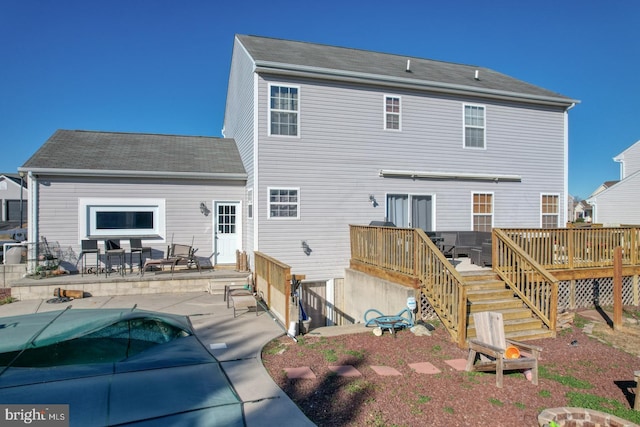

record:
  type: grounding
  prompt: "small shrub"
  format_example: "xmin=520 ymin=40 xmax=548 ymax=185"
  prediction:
xmin=489 ymin=398 xmax=504 ymax=406
xmin=322 ymin=349 xmax=338 ymax=363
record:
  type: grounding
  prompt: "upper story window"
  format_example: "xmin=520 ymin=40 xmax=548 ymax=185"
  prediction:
xmin=247 ymin=188 xmax=253 ymax=219
xmin=541 ymin=194 xmax=559 ymax=228
xmin=268 ymin=188 xmax=299 ymax=219
xmin=269 ymin=84 xmax=299 ymax=136
xmin=384 ymin=95 xmax=401 ymax=130
xmin=464 ymin=104 xmax=485 ymax=148
xmin=472 ymin=193 xmax=493 ymax=232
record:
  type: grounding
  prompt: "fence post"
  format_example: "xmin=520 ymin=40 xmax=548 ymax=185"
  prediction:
xmin=613 ymin=246 xmax=623 ymax=330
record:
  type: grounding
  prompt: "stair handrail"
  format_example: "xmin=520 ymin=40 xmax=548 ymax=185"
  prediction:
xmin=413 ymin=229 xmax=468 ymax=345
xmin=492 ymin=229 xmax=559 ymax=334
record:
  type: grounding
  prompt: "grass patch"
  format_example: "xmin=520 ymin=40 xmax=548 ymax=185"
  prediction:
xmin=538 ymin=389 xmax=552 ymax=398
xmin=415 ymin=394 xmax=431 ymax=404
xmin=539 ymin=365 xmax=593 ymax=389
xmin=0 ymin=296 xmax=16 ymax=305
xmin=443 ymin=406 xmax=454 ymax=414
xmin=514 ymin=402 xmax=526 ymax=410
xmin=345 ymin=349 xmax=366 ymax=360
xmin=431 ymin=345 xmax=442 ymax=353
xmin=572 ymin=314 xmax=589 ymax=329
xmin=322 ymin=349 xmax=338 ymax=363
xmin=345 ymin=380 xmax=370 ymax=394
xmin=566 ymin=391 xmax=640 ymax=424
xmin=489 ymin=398 xmax=504 ymax=406
xmin=263 ymin=341 xmax=287 ymax=356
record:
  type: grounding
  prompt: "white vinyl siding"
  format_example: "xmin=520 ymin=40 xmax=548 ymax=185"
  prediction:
xmin=384 ymin=95 xmax=401 ymax=131
xmin=464 ymin=104 xmax=485 ymax=149
xmin=541 ymin=194 xmax=560 ymax=228
xmin=269 ymin=84 xmax=299 ymax=137
xmin=254 ymin=75 xmax=566 ymax=280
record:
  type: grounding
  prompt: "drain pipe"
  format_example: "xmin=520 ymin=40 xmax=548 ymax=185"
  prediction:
xmin=256 ymin=298 xmax=297 ymax=342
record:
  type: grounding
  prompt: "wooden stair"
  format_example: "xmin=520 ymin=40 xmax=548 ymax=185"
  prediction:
xmin=461 ymin=271 xmax=554 ymax=341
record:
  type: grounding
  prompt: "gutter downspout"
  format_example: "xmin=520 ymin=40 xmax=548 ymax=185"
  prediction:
xmin=564 ymin=103 xmax=576 ymax=225
xmin=27 ymin=171 xmax=37 ymax=274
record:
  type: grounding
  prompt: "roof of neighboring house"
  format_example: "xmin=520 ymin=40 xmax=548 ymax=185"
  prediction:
xmin=0 ymin=174 xmax=27 ymax=188
xmin=237 ymin=34 xmax=579 ymax=107
xmin=20 ymin=130 xmax=247 ymax=180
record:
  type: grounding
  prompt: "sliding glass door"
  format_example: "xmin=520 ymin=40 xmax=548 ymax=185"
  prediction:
xmin=387 ymin=194 xmax=433 ymax=231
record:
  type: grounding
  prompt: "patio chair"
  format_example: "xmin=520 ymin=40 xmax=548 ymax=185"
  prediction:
xmin=439 ymin=232 xmax=457 ymax=261
xmin=170 ymin=244 xmax=201 ymax=273
xmin=104 ymin=239 xmax=125 ymax=277
xmin=78 ymin=239 xmax=99 ymax=276
xmin=129 ymin=238 xmax=152 ymax=273
xmin=465 ymin=311 xmax=541 ymax=388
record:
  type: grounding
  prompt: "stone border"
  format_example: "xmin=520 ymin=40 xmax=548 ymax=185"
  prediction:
xmin=538 ymin=407 xmax=639 ymax=427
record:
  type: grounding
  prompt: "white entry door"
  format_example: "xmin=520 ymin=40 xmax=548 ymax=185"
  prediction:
xmin=215 ymin=202 xmax=241 ymax=264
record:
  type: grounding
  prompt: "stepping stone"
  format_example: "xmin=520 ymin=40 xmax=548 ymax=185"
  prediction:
xmin=444 ymin=359 xmax=467 ymax=371
xmin=370 ymin=365 xmax=402 ymax=376
xmin=328 ymin=365 xmax=362 ymax=377
xmin=284 ymin=367 xmax=316 ymax=379
xmin=408 ymin=362 xmax=441 ymax=374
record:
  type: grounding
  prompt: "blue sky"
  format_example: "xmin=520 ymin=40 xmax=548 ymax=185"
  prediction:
xmin=1 ymin=0 xmax=637 ymax=199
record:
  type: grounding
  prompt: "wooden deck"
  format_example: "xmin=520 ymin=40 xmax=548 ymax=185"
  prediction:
xmin=350 ymin=225 xmax=640 ymax=347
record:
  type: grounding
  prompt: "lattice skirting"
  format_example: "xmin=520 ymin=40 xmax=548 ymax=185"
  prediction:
xmin=558 ymin=276 xmax=637 ymax=310
xmin=419 ymin=276 xmax=639 ymax=321
xmin=418 ymin=290 xmax=438 ymax=321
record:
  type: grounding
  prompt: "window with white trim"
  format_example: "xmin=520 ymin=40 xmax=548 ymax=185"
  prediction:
xmin=472 ymin=193 xmax=493 ymax=232
xmin=247 ymin=188 xmax=253 ymax=219
xmin=464 ymin=104 xmax=485 ymax=148
xmin=541 ymin=194 xmax=559 ymax=228
xmin=268 ymin=188 xmax=299 ymax=219
xmin=384 ymin=95 xmax=401 ymax=130
xmin=79 ymin=198 xmax=166 ymax=238
xmin=269 ymin=85 xmax=299 ymax=136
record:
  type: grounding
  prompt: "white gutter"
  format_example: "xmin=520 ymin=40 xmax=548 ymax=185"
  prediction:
xmin=18 ymin=168 xmax=247 ymax=180
xmin=563 ymin=102 xmax=576 ymax=225
xmin=254 ymin=61 xmax=580 ymax=108
xmin=27 ymin=171 xmax=37 ymax=274
xmin=379 ymin=169 xmax=521 ymax=182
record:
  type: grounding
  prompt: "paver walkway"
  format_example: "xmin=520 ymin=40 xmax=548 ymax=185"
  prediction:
xmin=284 ymin=358 xmax=468 ymax=379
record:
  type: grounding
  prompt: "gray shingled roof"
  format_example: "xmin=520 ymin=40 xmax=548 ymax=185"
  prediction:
xmin=238 ymin=35 xmax=577 ymax=105
xmin=21 ymin=130 xmax=246 ymax=178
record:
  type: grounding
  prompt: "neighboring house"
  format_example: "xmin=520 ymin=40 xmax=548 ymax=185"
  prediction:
xmin=222 ymin=34 xmax=579 ymax=281
xmin=588 ymin=180 xmax=619 ymax=198
xmin=19 ymin=130 xmax=246 ymax=270
xmin=573 ymin=200 xmax=592 ymax=222
xmin=587 ymin=140 xmax=640 ymax=225
xmin=0 ymin=173 xmax=28 ymax=225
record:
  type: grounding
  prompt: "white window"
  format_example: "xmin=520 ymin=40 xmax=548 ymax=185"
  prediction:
xmin=247 ymin=188 xmax=253 ymax=219
xmin=464 ymin=104 xmax=485 ymax=148
xmin=269 ymin=84 xmax=299 ymax=136
xmin=472 ymin=193 xmax=493 ymax=232
xmin=384 ymin=95 xmax=401 ymax=130
xmin=79 ymin=198 xmax=166 ymax=238
xmin=541 ymin=194 xmax=559 ymax=228
xmin=268 ymin=188 xmax=299 ymax=219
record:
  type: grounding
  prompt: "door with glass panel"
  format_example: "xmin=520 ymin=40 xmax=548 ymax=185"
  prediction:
xmin=215 ymin=202 xmax=240 ymax=264
xmin=386 ymin=194 xmax=433 ymax=231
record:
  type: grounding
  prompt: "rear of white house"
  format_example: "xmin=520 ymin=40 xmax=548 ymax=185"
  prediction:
xmin=222 ymin=35 xmax=579 ymax=282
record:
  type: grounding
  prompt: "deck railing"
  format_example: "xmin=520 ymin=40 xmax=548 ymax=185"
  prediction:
xmin=492 ymin=229 xmax=559 ymax=331
xmin=350 ymin=225 xmax=640 ymax=344
xmin=350 ymin=225 xmax=467 ymax=344
xmin=254 ymin=251 xmax=293 ymax=326
xmin=499 ymin=227 xmax=640 ymax=270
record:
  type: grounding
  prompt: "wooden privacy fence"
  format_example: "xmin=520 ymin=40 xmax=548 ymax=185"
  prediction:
xmin=254 ymin=251 xmax=305 ymax=328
